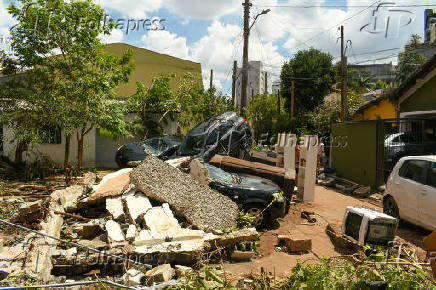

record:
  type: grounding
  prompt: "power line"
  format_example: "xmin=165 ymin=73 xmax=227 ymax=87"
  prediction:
xmin=253 ymin=4 xmax=436 ymax=8
xmin=291 ymin=0 xmax=382 ymax=52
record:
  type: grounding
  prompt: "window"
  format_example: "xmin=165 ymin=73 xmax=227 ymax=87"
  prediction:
xmin=398 ymin=160 xmax=428 ymax=184
xmin=426 ymin=162 xmax=436 ymax=188
xmin=40 ymin=126 xmax=62 ymax=144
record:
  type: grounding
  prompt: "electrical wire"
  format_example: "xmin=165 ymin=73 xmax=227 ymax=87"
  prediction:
xmin=253 ymin=4 xmax=436 ymax=8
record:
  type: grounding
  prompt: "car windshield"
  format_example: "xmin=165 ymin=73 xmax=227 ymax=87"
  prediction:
xmin=142 ymin=138 xmax=171 ymax=156
xmin=204 ymin=163 xmax=233 ymax=184
xmin=178 ymin=135 xmax=204 ymax=156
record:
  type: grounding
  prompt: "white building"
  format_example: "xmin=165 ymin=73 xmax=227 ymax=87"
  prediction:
xmin=272 ymin=80 xmax=281 ymax=95
xmin=235 ymin=61 xmax=271 ymax=108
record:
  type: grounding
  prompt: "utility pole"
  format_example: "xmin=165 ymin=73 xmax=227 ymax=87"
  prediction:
xmin=277 ymin=89 xmax=280 ymax=114
xmin=264 ymin=71 xmax=268 ymax=94
xmin=232 ymin=61 xmax=237 ymax=105
xmin=210 ymin=69 xmax=213 ymax=90
xmin=240 ymin=2 xmax=270 ymax=115
xmin=340 ymin=25 xmax=348 ymax=122
xmin=240 ymin=0 xmax=252 ymax=115
xmin=291 ymin=80 xmax=295 ymax=118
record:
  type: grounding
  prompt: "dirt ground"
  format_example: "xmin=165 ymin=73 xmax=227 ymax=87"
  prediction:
xmin=222 ymin=185 xmax=430 ymax=281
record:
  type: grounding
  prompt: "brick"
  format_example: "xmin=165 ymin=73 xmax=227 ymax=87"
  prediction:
xmin=277 ymin=235 xmax=311 ymax=253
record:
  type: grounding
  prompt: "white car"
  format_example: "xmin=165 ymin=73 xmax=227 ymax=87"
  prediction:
xmin=384 ymin=155 xmax=436 ymax=231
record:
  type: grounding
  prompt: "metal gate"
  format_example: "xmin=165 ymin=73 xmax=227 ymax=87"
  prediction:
xmin=376 ymin=117 xmax=436 ymax=184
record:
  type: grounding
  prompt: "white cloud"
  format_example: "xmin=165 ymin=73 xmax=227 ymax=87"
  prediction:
xmin=99 ymin=29 xmax=124 ymax=44
xmin=163 ymin=0 xmax=240 ymax=20
xmin=95 ymin=0 xmax=163 ymax=18
xmin=141 ymin=30 xmax=189 ymax=59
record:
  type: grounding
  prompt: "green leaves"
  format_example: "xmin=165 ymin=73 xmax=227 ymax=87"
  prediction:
xmin=395 ymin=34 xmax=427 ymax=85
xmin=280 ymin=48 xmax=335 ymax=116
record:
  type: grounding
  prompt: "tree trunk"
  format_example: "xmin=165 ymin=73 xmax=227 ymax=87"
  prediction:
xmin=14 ymin=140 xmax=28 ymax=164
xmin=77 ymin=125 xmax=93 ymax=169
xmin=77 ymin=133 xmax=83 ymax=169
xmin=64 ymin=134 xmax=71 ymax=168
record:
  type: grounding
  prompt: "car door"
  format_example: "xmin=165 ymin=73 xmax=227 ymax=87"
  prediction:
xmin=394 ymin=159 xmax=428 ymax=222
xmin=419 ymin=161 xmax=436 ymax=230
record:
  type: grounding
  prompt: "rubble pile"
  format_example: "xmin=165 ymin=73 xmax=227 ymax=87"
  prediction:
xmin=3 ymin=156 xmax=258 ymax=287
xmin=131 ymin=154 xmax=239 ymax=232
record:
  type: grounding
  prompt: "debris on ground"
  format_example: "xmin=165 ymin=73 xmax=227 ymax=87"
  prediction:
xmin=424 ymin=231 xmax=436 ymax=279
xmin=131 ymin=154 xmax=239 ymax=232
xmin=277 ymin=235 xmax=312 ymax=253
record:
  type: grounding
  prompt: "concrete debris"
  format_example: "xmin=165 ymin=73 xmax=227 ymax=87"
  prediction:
xmin=88 ymin=168 xmax=132 ymax=204
xmin=123 ymin=190 xmax=152 ymax=224
xmin=214 ymin=228 xmax=259 ymax=247
xmin=72 ymin=220 xmax=104 ymax=239
xmin=105 ymin=220 xmax=125 ymax=242
xmin=326 ymin=223 xmax=356 ymax=250
xmin=277 ymin=235 xmax=312 ymax=253
xmin=12 ymin=200 xmax=45 ymax=227
xmin=319 ymin=177 xmax=336 ymax=187
xmin=125 ymin=268 xmax=146 ymax=286
xmin=166 ymin=157 xmax=191 ymax=169
xmin=126 ymin=224 xmax=137 ymax=241
xmin=106 ymin=196 xmax=124 ymax=221
xmin=143 ymin=205 xmax=181 ymax=238
xmin=60 ymin=186 xmax=85 ymax=213
xmin=145 ymin=264 xmax=175 ymax=285
xmin=130 ymin=154 xmax=239 ymax=232
xmin=353 ymin=186 xmax=371 ymax=196
xmin=231 ymin=250 xmax=255 ymax=261
xmin=82 ymin=172 xmax=97 ymax=186
xmin=175 ymin=265 xmax=192 ymax=277
xmin=189 ymin=159 xmax=211 ymax=186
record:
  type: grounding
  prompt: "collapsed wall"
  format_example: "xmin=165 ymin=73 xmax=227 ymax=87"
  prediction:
xmin=131 ymin=155 xmax=239 ymax=233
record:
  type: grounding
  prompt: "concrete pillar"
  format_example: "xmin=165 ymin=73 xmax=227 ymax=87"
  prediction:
xmin=297 ymin=135 xmax=319 ymax=202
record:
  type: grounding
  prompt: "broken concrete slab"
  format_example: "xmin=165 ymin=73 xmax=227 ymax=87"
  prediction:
xmin=277 ymin=235 xmax=312 ymax=253
xmin=166 ymin=157 xmax=191 ymax=169
xmin=145 ymin=264 xmax=175 ymax=285
xmin=189 ymin=159 xmax=211 ymax=186
xmin=26 ymin=186 xmax=77 ymax=282
xmin=123 ymin=190 xmax=152 ymax=224
xmin=214 ymin=228 xmax=259 ymax=247
xmin=353 ymin=186 xmax=371 ymax=196
xmin=231 ymin=250 xmax=255 ymax=261
xmin=131 ymin=155 xmax=239 ymax=232
xmin=12 ymin=200 xmax=45 ymax=227
xmin=105 ymin=220 xmax=125 ymax=242
xmin=126 ymin=224 xmax=137 ymax=241
xmin=106 ymin=196 xmax=124 ymax=221
xmin=125 ymin=268 xmax=146 ymax=286
xmin=88 ymin=168 xmax=132 ymax=204
xmin=143 ymin=205 xmax=181 ymax=238
xmin=175 ymin=265 xmax=192 ymax=277
xmin=72 ymin=220 xmax=104 ymax=240
xmin=134 ymin=230 xmax=163 ymax=246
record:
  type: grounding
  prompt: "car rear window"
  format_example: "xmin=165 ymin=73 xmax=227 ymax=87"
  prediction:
xmin=398 ymin=160 xmax=428 ymax=184
xmin=427 ymin=162 xmax=436 ymax=188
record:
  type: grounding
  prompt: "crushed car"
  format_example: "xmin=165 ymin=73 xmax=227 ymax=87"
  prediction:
xmin=204 ymin=163 xmax=285 ymax=227
xmin=116 ymin=112 xmax=252 ymax=167
xmin=115 ymin=136 xmax=182 ymax=167
xmin=178 ymin=112 xmax=252 ymax=161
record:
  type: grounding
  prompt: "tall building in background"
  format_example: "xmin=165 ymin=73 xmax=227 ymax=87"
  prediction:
xmin=272 ymin=80 xmax=281 ymax=95
xmin=235 ymin=61 xmax=271 ymax=108
xmin=425 ymin=9 xmax=436 ymax=43
xmin=349 ymin=63 xmax=397 ymax=84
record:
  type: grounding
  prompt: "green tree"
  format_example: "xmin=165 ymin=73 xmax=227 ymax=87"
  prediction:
xmin=310 ymin=93 xmax=365 ymax=135
xmin=177 ymin=74 xmax=235 ymax=135
xmin=373 ymin=79 xmax=394 ymax=90
xmin=280 ymin=48 xmax=335 ymax=116
xmin=128 ymin=75 xmax=179 ymax=139
xmin=395 ymin=34 xmax=427 ymax=84
xmin=1 ymin=0 xmax=134 ymax=168
xmin=246 ymin=94 xmax=279 ymax=142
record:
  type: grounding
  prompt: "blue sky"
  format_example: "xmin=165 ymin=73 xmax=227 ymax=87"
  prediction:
xmin=0 ymin=0 xmax=432 ymax=94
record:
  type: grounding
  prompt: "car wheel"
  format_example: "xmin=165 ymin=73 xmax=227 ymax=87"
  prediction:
xmin=245 ymin=204 xmax=269 ymax=228
xmin=383 ymin=196 xmax=399 ymax=219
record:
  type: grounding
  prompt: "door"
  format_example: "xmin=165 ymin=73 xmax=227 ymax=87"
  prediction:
xmin=394 ymin=159 xmax=428 ymax=222
xmin=420 ymin=161 xmax=436 ymax=230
